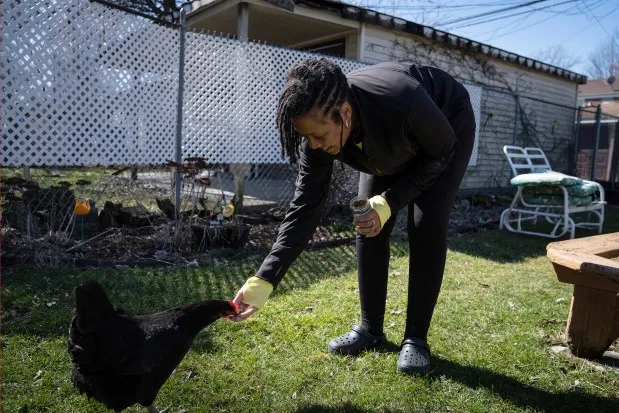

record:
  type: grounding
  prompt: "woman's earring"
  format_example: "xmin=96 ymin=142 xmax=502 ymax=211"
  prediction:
xmin=346 ymin=120 xmax=350 ymax=128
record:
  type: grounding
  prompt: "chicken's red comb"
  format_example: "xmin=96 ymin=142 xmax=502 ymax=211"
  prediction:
xmin=229 ymin=300 xmax=239 ymax=314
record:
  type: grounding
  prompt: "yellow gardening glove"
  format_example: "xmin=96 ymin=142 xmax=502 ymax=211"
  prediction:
xmin=229 ymin=276 xmax=274 ymax=321
xmin=369 ymin=195 xmax=391 ymax=228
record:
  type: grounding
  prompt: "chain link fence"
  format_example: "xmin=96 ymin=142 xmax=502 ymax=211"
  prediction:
xmin=574 ymin=106 xmax=619 ymax=185
xmin=1 ymin=0 xmax=596 ymax=267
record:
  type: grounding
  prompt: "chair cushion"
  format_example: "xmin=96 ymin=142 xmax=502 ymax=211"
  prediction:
xmin=510 ymin=171 xmax=582 ymax=187
xmin=526 ymin=181 xmax=599 ymax=197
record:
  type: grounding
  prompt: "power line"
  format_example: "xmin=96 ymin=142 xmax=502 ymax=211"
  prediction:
xmin=580 ymin=0 xmax=619 ymax=49
xmin=351 ymin=1 xmax=533 ymax=27
xmin=448 ymin=0 xmax=580 ymax=30
xmin=450 ymin=0 xmax=579 ymax=30
xmin=450 ymin=0 xmax=604 ymax=39
xmin=352 ymin=1 xmax=562 ymax=29
xmin=359 ymin=1 xmax=527 ymax=11
xmin=356 ymin=0 xmax=617 ymax=52
xmin=478 ymin=7 xmax=538 ymax=40
xmin=554 ymin=0 xmax=617 ymax=43
xmin=460 ymin=0 xmax=552 ymax=38
xmin=435 ymin=0 xmax=551 ymax=27
xmin=482 ymin=1 xmax=585 ymax=42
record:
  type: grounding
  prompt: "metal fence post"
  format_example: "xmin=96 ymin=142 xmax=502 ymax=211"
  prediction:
xmin=174 ymin=8 xmax=186 ymax=219
xmin=572 ymin=107 xmax=582 ymax=176
xmin=590 ymin=105 xmax=602 ymax=181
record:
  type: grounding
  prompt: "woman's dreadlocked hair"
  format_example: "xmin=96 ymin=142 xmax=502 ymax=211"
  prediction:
xmin=276 ymin=57 xmax=349 ymax=163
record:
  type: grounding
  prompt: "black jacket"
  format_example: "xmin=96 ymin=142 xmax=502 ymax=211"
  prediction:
xmin=256 ymin=62 xmax=472 ymax=286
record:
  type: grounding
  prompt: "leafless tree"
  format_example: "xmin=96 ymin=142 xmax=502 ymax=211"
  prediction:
xmin=533 ymin=45 xmax=580 ymax=70
xmin=587 ymin=28 xmax=619 ymax=79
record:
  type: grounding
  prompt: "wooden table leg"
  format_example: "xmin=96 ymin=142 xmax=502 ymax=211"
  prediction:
xmin=566 ymin=286 xmax=618 ymax=359
xmin=612 ymin=294 xmax=619 ymax=347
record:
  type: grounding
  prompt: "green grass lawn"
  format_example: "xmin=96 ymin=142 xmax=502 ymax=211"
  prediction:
xmin=2 ymin=213 xmax=619 ymax=412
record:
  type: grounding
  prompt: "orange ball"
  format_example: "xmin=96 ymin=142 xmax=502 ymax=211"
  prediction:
xmin=74 ymin=199 xmax=91 ymax=216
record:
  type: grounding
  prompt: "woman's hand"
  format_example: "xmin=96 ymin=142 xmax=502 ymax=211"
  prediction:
xmin=227 ymin=289 xmax=259 ymax=322
xmin=226 ymin=276 xmax=273 ymax=322
xmin=354 ymin=208 xmax=381 ymax=237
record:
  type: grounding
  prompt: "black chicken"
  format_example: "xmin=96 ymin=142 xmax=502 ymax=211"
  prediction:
xmin=68 ymin=280 xmax=238 ymax=412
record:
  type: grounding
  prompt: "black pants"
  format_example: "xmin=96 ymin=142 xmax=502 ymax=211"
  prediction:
xmin=356 ymin=103 xmax=476 ymax=340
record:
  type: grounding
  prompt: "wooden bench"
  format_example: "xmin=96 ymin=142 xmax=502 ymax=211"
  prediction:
xmin=546 ymin=233 xmax=619 ymax=359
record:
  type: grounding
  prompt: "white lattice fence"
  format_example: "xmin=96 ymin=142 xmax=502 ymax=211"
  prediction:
xmin=2 ymin=0 xmax=482 ymax=169
xmin=2 ymin=0 xmax=179 ymax=167
xmin=182 ymin=34 xmax=368 ymax=164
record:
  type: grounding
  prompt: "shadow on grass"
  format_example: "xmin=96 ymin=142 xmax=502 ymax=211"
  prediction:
xmin=447 ymin=229 xmax=550 ymax=263
xmin=447 ymin=207 xmax=619 ymax=263
xmin=1 ymin=245 xmax=371 ymax=339
xmin=430 ymin=356 xmax=618 ymax=413
xmin=292 ymin=357 xmax=618 ymax=413
xmin=294 ymin=403 xmax=370 ymax=413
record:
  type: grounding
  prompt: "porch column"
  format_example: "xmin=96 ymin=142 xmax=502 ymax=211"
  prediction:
xmin=237 ymin=2 xmax=249 ymax=40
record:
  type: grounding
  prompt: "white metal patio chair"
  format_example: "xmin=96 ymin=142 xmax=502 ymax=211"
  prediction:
xmin=500 ymin=145 xmax=605 ymax=239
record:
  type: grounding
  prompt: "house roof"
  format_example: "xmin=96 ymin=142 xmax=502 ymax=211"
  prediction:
xmin=578 ymin=77 xmax=619 ymax=97
xmin=580 ymin=101 xmax=619 ymax=122
xmin=186 ymin=0 xmax=587 ymax=84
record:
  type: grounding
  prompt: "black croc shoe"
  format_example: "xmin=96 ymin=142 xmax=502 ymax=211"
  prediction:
xmin=397 ymin=337 xmax=431 ymax=374
xmin=328 ymin=325 xmax=385 ymax=356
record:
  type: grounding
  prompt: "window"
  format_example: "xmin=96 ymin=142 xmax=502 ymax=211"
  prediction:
xmin=301 ymin=38 xmax=346 ymax=58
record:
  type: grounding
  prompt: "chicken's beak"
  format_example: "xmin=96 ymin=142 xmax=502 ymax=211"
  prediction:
xmin=228 ymin=300 xmax=239 ymax=315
